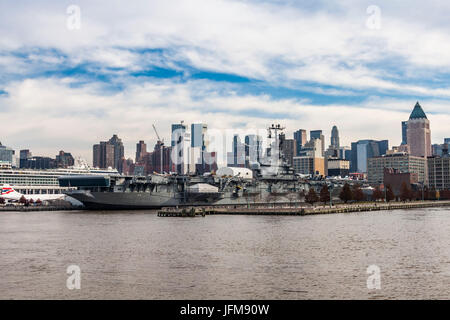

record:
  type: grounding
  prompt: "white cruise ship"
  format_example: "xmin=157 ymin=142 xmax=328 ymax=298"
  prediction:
xmin=0 ymin=158 xmax=118 ymax=202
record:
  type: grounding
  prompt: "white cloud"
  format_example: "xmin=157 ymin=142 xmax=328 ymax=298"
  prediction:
xmin=1 ymin=77 xmax=448 ymax=164
xmin=0 ymin=0 xmax=450 ymax=162
xmin=2 ymin=0 xmax=450 ymax=95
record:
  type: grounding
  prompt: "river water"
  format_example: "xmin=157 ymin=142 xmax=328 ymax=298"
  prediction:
xmin=0 ymin=208 xmax=449 ymax=299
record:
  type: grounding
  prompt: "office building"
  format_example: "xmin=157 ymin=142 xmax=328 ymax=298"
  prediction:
xmin=401 ymin=121 xmax=408 ymax=145
xmin=191 ymin=123 xmax=208 ymax=149
xmin=339 ymin=146 xmax=351 ymax=160
xmin=301 ymin=138 xmax=323 ymax=158
xmin=0 ymin=142 xmax=15 ymax=167
xmin=93 ymin=141 xmax=115 ymax=169
xmin=191 ymin=123 xmax=209 ymax=173
xmin=327 ymin=159 xmax=350 ymax=177
xmin=330 ymin=126 xmax=340 ymax=149
xmin=406 ymin=102 xmax=431 ymax=158
xmin=171 ymin=122 xmax=193 ymax=174
xmin=279 ymin=133 xmax=296 ymax=166
xmin=294 ymin=129 xmax=307 ymax=156
xmin=310 ymin=130 xmax=325 ymax=156
xmin=245 ymin=134 xmax=263 ymax=169
xmin=19 ymin=156 xmax=57 ymax=170
xmin=108 ymin=134 xmax=125 ymax=170
xmin=350 ymin=139 xmax=389 ymax=173
xmin=367 ymin=153 xmax=427 ymax=186
xmin=55 ymin=151 xmax=74 ymax=168
xmin=145 ymin=141 xmax=173 ymax=174
xmin=19 ymin=149 xmax=32 ymax=168
xmin=227 ymin=135 xmax=245 ymax=168
xmin=384 ymin=168 xmax=419 ymax=196
xmin=136 ymin=140 xmax=147 ymax=163
xmin=171 ymin=122 xmax=187 ymax=147
xmin=428 ymin=156 xmax=450 ymax=190
xmin=292 ymin=156 xmax=325 ymax=176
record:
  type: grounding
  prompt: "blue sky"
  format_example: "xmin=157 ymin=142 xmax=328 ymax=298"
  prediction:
xmin=1 ymin=0 xmax=450 ymax=162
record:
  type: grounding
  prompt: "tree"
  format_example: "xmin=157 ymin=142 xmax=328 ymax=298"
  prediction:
xmin=29 ymin=198 xmax=35 ymax=205
xmin=339 ymin=183 xmax=353 ymax=203
xmin=400 ymin=182 xmax=412 ymax=202
xmin=36 ymin=199 xmax=42 ymax=205
xmin=429 ymin=187 xmax=438 ymax=200
xmin=372 ymin=186 xmax=383 ymax=201
xmin=423 ymin=186 xmax=431 ymax=200
xmin=19 ymin=195 xmax=27 ymax=204
xmin=352 ymin=184 xmax=364 ymax=202
xmin=305 ymin=188 xmax=319 ymax=206
xmin=319 ymin=185 xmax=330 ymax=205
xmin=385 ymin=185 xmax=395 ymax=202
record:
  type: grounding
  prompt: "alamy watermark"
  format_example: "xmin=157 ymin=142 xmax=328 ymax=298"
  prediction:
xmin=66 ymin=265 xmax=81 ymax=290
xmin=366 ymin=265 xmax=381 ymax=290
xmin=366 ymin=5 xmax=381 ymax=30
xmin=66 ymin=5 xmax=81 ymax=30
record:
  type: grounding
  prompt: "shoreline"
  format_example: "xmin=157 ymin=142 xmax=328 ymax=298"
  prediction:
xmin=158 ymin=200 xmax=450 ymax=217
xmin=2 ymin=200 xmax=450 ymax=214
xmin=0 ymin=206 xmax=75 ymax=212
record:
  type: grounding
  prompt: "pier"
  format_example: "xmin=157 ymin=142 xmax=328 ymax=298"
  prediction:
xmin=0 ymin=205 xmax=77 ymax=212
xmin=157 ymin=200 xmax=450 ymax=217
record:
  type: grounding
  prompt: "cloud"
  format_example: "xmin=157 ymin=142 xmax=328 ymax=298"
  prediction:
xmin=1 ymin=77 xmax=448 ymax=164
xmin=0 ymin=0 xmax=449 ymax=163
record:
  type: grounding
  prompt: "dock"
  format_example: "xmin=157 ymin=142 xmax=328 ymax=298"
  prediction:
xmin=0 ymin=205 xmax=77 ymax=212
xmin=157 ymin=200 xmax=450 ymax=217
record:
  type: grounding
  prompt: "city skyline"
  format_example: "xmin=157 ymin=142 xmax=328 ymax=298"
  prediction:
xmin=2 ymin=1 xmax=450 ymax=161
xmin=1 ymin=101 xmax=447 ymax=165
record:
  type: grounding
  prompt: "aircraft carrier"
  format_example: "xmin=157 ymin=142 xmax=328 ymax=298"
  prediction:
xmin=60 ymin=125 xmax=311 ymax=210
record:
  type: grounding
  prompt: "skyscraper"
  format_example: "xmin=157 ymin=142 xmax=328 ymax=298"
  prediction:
xmin=406 ymin=102 xmax=431 ymax=158
xmin=171 ymin=122 xmax=187 ymax=147
xmin=171 ymin=122 xmax=192 ymax=174
xmin=310 ymin=130 xmax=325 ymax=156
xmin=330 ymin=125 xmax=340 ymax=149
xmin=93 ymin=141 xmax=114 ymax=169
xmin=293 ymin=129 xmax=307 ymax=156
xmin=245 ymin=134 xmax=262 ymax=169
xmin=227 ymin=135 xmax=245 ymax=167
xmin=191 ymin=123 xmax=208 ymax=173
xmin=55 ymin=150 xmax=74 ymax=168
xmin=191 ymin=123 xmax=208 ymax=149
xmin=401 ymin=121 xmax=408 ymax=145
xmin=19 ymin=149 xmax=32 ymax=168
xmin=108 ymin=134 xmax=125 ymax=170
xmin=350 ymin=139 xmax=389 ymax=173
xmin=279 ymin=133 xmax=296 ymax=166
xmin=136 ymin=140 xmax=147 ymax=163
xmin=0 ymin=142 xmax=15 ymax=167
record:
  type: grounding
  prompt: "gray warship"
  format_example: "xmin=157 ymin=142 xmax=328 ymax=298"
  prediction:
xmin=60 ymin=125 xmax=310 ymax=209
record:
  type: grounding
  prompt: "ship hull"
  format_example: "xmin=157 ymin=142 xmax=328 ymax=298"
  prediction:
xmin=67 ymin=190 xmax=292 ymax=210
xmin=68 ymin=190 xmax=181 ymax=210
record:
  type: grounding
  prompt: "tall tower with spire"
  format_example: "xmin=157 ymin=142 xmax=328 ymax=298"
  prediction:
xmin=331 ymin=125 xmax=340 ymax=149
xmin=406 ymin=102 xmax=431 ymax=158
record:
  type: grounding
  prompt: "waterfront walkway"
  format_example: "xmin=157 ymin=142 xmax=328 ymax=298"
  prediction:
xmin=0 ymin=205 xmax=75 ymax=212
xmin=158 ymin=200 xmax=450 ymax=217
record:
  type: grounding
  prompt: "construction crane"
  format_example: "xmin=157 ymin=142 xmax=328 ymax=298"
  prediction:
xmin=152 ymin=124 xmax=164 ymax=173
xmin=152 ymin=124 xmax=164 ymax=145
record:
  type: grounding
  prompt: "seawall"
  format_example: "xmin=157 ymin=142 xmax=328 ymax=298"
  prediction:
xmin=158 ymin=200 xmax=450 ymax=217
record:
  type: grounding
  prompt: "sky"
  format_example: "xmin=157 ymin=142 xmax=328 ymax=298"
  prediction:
xmin=1 ymin=0 xmax=450 ymax=163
